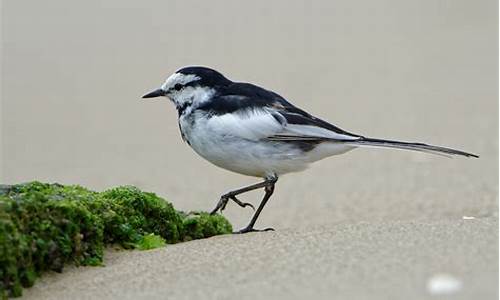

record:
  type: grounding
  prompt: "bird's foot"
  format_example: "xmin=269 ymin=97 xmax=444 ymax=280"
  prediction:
xmin=209 ymin=195 xmax=255 ymax=215
xmin=233 ymin=226 xmax=275 ymax=234
xmin=226 ymin=195 xmax=255 ymax=211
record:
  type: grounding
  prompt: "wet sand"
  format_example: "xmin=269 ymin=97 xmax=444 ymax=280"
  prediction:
xmin=2 ymin=0 xmax=498 ymax=299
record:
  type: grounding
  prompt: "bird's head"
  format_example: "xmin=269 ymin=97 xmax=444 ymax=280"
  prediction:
xmin=142 ymin=66 xmax=231 ymax=113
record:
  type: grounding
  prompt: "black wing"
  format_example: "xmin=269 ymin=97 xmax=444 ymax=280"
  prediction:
xmin=197 ymin=82 xmax=362 ymax=140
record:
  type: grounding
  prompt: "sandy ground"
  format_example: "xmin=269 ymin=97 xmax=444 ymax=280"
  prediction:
xmin=2 ymin=0 xmax=498 ymax=299
xmin=21 ymin=218 xmax=498 ymax=300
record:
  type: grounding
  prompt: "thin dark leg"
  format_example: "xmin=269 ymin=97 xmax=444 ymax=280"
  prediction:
xmin=236 ymin=177 xmax=277 ymax=234
xmin=210 ymin=179 xmax=271 ymax=215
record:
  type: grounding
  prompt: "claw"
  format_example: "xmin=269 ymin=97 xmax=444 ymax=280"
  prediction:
xmin=229 ymin=196 xmax=255 ymax=211
xmin=210 ymin=194 xmax=255 ymax=215
xmin=234 ymin=226 xmax=275 ymax=234
xmin=210 ymin=196 xmax=228 ymax=215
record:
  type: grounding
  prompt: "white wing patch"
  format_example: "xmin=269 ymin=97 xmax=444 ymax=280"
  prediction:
xmin=207 ymin=109 xmax=282 ymax=140
xmin=206 ymin=108 xmax=360 ymax=141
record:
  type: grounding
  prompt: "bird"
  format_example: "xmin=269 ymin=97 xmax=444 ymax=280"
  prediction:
xmin=142 ymin=66 xmax=478 ymax=234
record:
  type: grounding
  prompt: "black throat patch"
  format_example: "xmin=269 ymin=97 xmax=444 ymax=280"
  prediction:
xmin=176 ymin=100 xmax=193 ymax=117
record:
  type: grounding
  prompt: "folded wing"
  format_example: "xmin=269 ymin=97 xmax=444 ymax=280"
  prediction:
xmin=205 ymin=106 xmax=361 ymax=143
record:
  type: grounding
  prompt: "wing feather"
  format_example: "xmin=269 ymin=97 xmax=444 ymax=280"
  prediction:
xmin=205 ymin=107 xmax=360 ymax=142
xmin=198 ymin=86 xmax=361 ymax=142
xmin=206 ymin=108 xmax=283 ymax=141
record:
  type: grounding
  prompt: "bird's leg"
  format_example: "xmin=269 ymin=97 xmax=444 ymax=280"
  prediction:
xmin=235 ymin=176 xmax=278 ymax=234
xmin=210 ymin=179 xmax=272 ymax=215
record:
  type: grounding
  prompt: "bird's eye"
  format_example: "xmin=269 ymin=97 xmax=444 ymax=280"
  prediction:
xmin=174 ymin=83 xmax=183 ymax=91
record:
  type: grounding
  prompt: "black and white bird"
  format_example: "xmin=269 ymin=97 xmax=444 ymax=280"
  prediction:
xmin=142 ymin=66 xmax=478 ymax=233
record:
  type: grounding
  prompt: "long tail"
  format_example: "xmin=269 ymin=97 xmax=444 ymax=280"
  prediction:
xmin=344 ymin=137 xmax=479 ymax=158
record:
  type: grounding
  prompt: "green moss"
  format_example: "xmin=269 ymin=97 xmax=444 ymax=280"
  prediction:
xmin=136 ymin=233 xmax=166 ymax=250
xmin=0 ymin=182 xmax=232 ymax=298
xmin=182 ymin=212 xmax=233 ymax=241
xmin=98 ymin=186 xmax=184 ymax=246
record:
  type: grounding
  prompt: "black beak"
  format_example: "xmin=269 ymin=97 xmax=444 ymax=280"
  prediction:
xmin=142 ymin=88 xmax=165 ymax=99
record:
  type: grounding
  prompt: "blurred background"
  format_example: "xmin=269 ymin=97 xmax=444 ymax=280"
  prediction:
xmin=1 ymin=0 xmax=497 ymax=230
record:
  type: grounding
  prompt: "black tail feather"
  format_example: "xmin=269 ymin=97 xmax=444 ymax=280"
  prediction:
xmin=347 ymin=137 xmax=479 ymax=158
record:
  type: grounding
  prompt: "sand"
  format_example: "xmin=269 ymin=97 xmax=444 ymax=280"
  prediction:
xmin=2 ymin=0 xmax=498 ymax=299
xmin=22 ymin=218 xmax=498 ymax=300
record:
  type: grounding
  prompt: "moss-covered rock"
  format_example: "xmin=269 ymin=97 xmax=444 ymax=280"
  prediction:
xmin=0 ymin=182 xmax=232 ymax=298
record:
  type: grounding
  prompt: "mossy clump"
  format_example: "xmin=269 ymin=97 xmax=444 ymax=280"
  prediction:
xmin=0 ymin=182 xmax=232 ymax=298
xmin=182 ymin=212 xmax=233 ymax=241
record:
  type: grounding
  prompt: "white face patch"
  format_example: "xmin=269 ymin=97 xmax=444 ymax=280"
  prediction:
xmin=160 ymin=73 xmax=200 ymax=92
xmin=174 ymin=86 xmax=216 ymax=115
xmin=157 ymin=70 xmax=219 ymax=117
xmin=160 ymin=72 xmax=214 ymax=111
